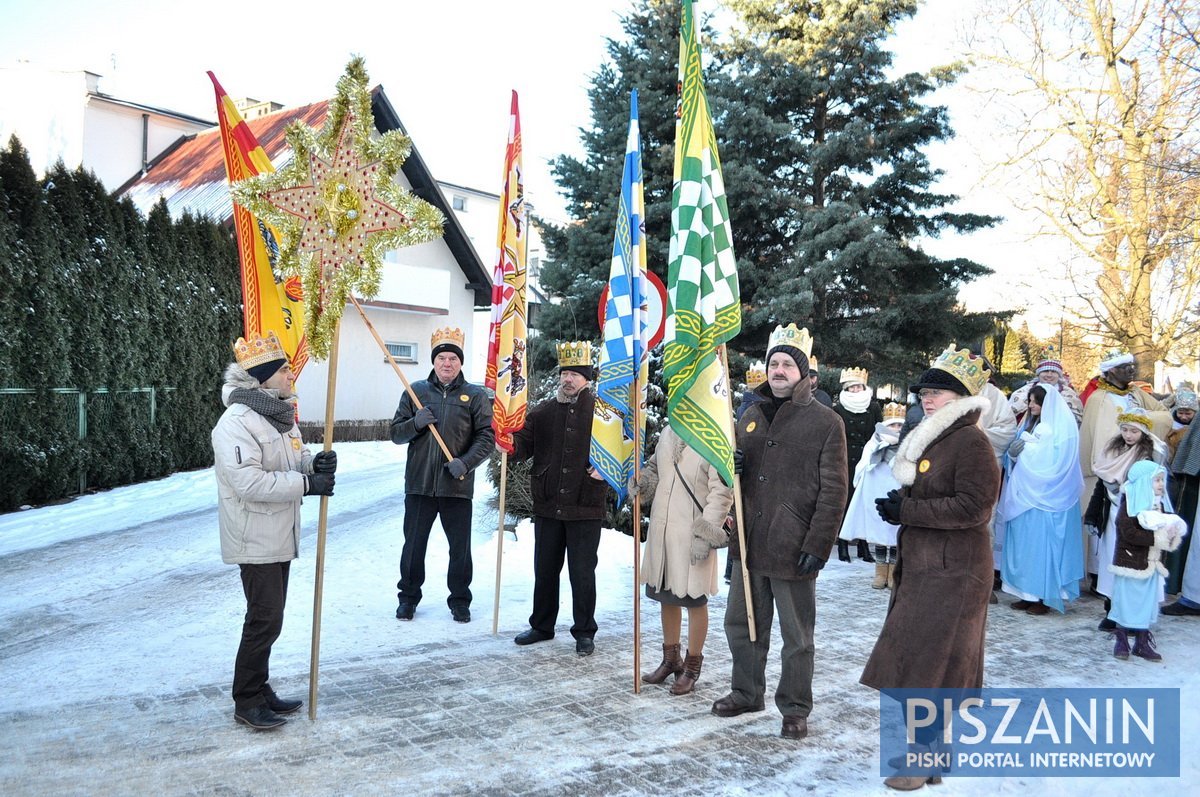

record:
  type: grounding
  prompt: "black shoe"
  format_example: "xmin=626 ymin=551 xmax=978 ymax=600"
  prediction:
xmin=451 ymin=605 xmax=471 ymax=623
xmin=514 ymin=628 xmax=553 ymax=646
xmin=234 ymin=704 xmax=287 ymax=730
xmin=856 ymin=540 xmax=875 ymax=563
xmin=576 ymin=637 xmax=595 ymax=656
xmin=1162 ymin=600 xmax=1200 ymax=616
xmin=836 ymin=540 xmax=851 ymax=563
xmin=395 ymin=602 xmax=415 ymax=621
xmin=262 ymin=685 xmax=302 ymax=715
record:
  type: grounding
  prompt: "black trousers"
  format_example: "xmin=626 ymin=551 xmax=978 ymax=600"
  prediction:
xmin=233 ymin=561 xmax=290 ymax=710
xmin=529 ymin=516 xmax=602 ymax=639
xmin=397 ymin=494 xmax=474 ymax=609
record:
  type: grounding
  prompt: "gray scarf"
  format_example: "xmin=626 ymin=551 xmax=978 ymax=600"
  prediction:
xmin=228 ymin=388 xmax=295 ymax=433
xmin=1172 ymin=421 xmax=1200 ymax=477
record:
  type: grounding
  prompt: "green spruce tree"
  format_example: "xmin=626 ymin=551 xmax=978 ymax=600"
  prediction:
xmin=725 ymin=0 xmax=1000 ymax=386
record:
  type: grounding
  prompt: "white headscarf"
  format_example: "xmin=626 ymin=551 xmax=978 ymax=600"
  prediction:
xmin=998 ymin=385 xmax=1083 ymax=519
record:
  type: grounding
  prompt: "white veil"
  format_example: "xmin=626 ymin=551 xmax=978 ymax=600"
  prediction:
xmin=998 ymin=385 xmax=1083 ymax=519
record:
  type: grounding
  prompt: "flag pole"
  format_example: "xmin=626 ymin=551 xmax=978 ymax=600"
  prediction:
xmin=631 ymin=379 xmax=642 ymax=694
xmin=718 ymin=345 xmax=756 ymax=642
xmin=492 ymin=452 xmax=508 ymax=635
xmin=308 ymin=320 xmax=341 ymax=720
xmin=347 ymin=295 xmax=457 ymax=468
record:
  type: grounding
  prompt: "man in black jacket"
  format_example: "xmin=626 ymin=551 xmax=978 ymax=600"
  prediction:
xmin=391 ymin=327 xmax=494 ymax=623
xmin=509 ymin=341 xmax=610 ymax=656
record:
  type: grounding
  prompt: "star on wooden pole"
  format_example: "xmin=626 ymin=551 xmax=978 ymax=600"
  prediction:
xmin=232 ymin=57 xmax=444 ymax=360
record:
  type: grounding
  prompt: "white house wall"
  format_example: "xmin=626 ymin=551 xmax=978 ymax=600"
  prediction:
xmin=0 ymin=66 xmax=88 ymax=180
xmin=81 ymin=100 xmax=207 ymax=190
xmin=294 ymin=241 xmax=482 ymax=423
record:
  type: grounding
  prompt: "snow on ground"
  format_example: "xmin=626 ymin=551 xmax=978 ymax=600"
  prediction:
xmin=0 ymin=440 xmax=1197 ymax=796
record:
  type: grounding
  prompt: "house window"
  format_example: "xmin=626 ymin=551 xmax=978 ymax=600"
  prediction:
xmin=385 ymin=341 xmax=418 ymax=363
xmin=452 ymin=194 xmax=467 ymax=211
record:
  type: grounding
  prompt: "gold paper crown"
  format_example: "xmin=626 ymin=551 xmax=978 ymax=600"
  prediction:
xmin=233 ymin=331 xmax=286 ymax=371
xmin=431 ymin=327 xmax=465 ymax=350
xmin=767 ymin=324 xmax=813 ymax=360
xmin=931 ymin=343 xmax=991 ymax=396
xmin=556 ymin=340 xmax=594 ymax=369
xmin=809 ymin=355 xmax=819 ymax=373
xmin=746 ymin=362 xmax=767 ymax=389
xmin=882 ymin=402 xmax=907 ymax=422
xmin=840 ymin=367 xmax=869 ymax=385
xmin=1116 ymin=408 xmax=1153 ymax=431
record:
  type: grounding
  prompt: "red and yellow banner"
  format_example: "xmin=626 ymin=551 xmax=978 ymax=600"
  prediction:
xmin=209 ymin=71 xmax=308 ymax=376
xmin=485 ymin=91 xmax=529 ymax=453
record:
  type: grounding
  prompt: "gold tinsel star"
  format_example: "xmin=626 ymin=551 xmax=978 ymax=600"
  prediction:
xmin=232 ymin=57 xmax=444 ymax=360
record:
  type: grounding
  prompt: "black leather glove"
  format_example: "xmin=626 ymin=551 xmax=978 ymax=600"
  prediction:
xmin=305 ymin=473 xmax=335 ymax=496
xmin=796 ymin=552 xmax=826 ymax=576
xmin=445 ymin=458 xmax=468 ymax=479
xmin=413 ymin=406 xmax=437 ymax=429
xmin=312 ymin=450 xmax=337 ymax=473
xmin=733 ymin=449 xmax=744 ymax=475
xmin=875 ymin=489 xmax=903 ymax=525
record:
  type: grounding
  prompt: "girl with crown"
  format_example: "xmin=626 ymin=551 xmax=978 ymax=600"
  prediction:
xmin=1107 ymin=461 xmax=1186 ymax=661
xmin=1086 ymin=408 xmax=1167 ymax=631
xmin=834 ymin=367 xmax=883 ymax=564
xmin=837 ymin=402 xmax=906 ymax=589
xmin=998 ymin=385 xmax=1085 ymax=615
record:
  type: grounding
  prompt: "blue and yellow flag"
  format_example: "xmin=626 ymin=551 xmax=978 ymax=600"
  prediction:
xmin=663 ymin=0 xmax=741 ymax=486
xmin=590 ymin=90 xmax=649 ymax=503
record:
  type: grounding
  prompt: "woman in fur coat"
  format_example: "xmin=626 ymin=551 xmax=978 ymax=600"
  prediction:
xmin=639 ymin=423 xmax=734 ymax=695
xmin=860 ymin=347 xmax=1001 ymax=791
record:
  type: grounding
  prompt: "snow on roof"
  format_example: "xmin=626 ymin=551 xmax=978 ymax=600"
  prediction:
xmin=119 ymin=100 xmax=327 ymax=221
xmin=119 ymin=89 xmax=491 ymax=304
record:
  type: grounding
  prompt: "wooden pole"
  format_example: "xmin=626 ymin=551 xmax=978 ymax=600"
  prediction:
xmin=631 ymin=378 xmax=642 ymax=694
xmin=719 ymin=346 xmax=757 ymax=642
xmin=492 ymin=451 xmax=508 ymax=635
xmin=348 ymin=294 xmax=456 ymax=465
xmin=308 ymin=320 xmax=341 ymax=720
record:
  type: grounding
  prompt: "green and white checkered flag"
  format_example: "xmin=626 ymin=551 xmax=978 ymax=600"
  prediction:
xmin=664 ymin=0 xmax=741 ymax=486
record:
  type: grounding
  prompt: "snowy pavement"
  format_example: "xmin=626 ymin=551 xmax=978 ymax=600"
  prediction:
xmin=0 ymin=441 xmax=1196 ymax=796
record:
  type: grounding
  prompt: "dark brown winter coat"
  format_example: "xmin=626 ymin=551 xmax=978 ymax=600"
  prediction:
xmin=510 ymin=388 xmax=609 ymax=521
xmin=1111 ymin=499 xmax=1179 ymax=577
xmin=860 ymin=395 xmax=1000 ymax=691
xmin=731 ymin=379 xmax=849 ymax=580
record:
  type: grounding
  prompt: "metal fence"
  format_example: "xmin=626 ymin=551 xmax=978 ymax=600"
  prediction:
xmin=0 ymin=387 xmax=174 ymax=495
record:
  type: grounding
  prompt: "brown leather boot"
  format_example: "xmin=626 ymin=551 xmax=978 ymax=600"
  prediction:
xmin=642 ymin=643 xmax=683 ymax=684
xmin=887 ymin=563 xmax=896 ymax=590
xmin=670 ymin=653 xmax=703 ymax=695
xmin=872 ymin=563 xmax=889 ymax=589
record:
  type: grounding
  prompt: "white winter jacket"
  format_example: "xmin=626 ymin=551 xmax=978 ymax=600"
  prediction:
xmin=211 ymin=364 xmax=313 ymax=565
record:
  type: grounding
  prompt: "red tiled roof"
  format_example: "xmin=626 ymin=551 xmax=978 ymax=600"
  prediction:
xmin=134 ymin=100 xmax=328 ymax=191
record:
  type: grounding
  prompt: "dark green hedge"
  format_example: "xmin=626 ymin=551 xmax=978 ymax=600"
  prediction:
xmin=0 ymin=137 xmax=242 ymax=511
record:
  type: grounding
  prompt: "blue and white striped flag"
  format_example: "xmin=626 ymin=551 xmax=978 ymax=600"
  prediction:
xmin=590 ymin=89 xmax=649 ymax=504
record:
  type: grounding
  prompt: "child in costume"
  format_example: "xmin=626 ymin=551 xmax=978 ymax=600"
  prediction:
xmin=1108 ymin=461 xmax=1187 ymax=661
xmin=837 ymin=402 xmax=906 ymax=588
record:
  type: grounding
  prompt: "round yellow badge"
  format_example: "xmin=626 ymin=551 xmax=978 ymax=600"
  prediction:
xmin=746 ymin=421 xmax=757 ymax=433
xmin=919 ymin=459 xmax=931 ymax=473
xmin=292 ymin=438 xmax=301 ymax=451
xmin=460 ymin=395 xmax=470 ymax=402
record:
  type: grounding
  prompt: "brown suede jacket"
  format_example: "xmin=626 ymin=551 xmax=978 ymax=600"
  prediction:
xmin=731 ymin=378 xmax=848 ymax=580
